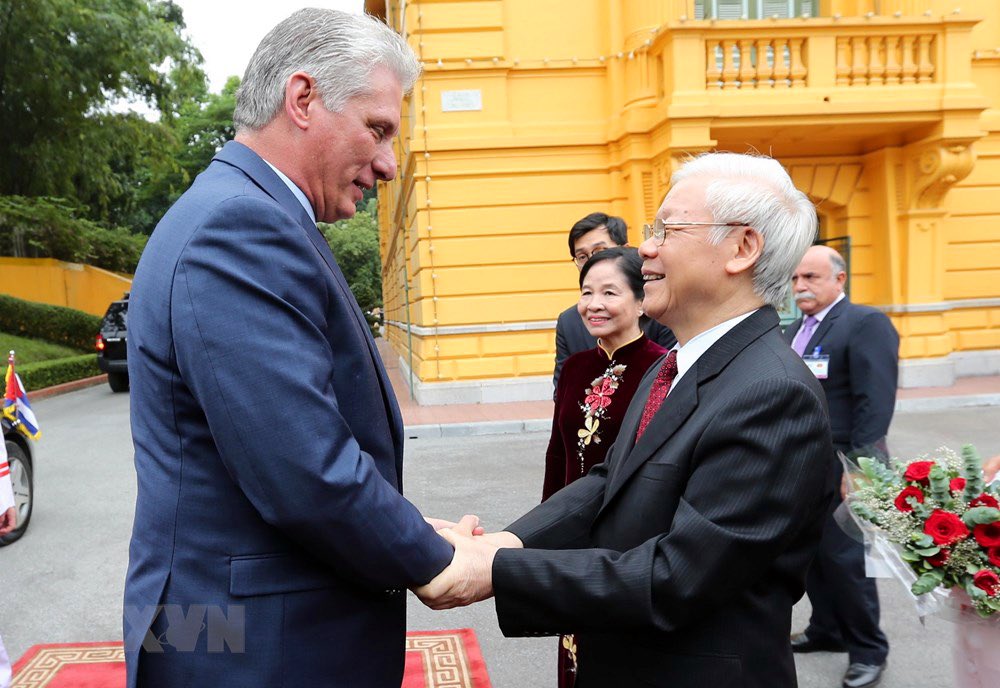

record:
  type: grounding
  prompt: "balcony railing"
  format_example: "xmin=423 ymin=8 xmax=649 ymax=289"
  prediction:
xmin=644 ymin=14 xmax=977 ymax=101
xmin=835 ymin=34 xmax=935 ymax=86
xmin=703 ymin=30 xmax=936 ymax=89
xmin=706 ymin=37 xmax=807 ymax=88
xmin=705 ymin=25 xmax=938 ymax=90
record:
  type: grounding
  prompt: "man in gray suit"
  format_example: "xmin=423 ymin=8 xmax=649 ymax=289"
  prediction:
xmin=553 ymin=213 xmax=675 ymax=392
xmin=417 ymin=153 xmax=834 ymax=688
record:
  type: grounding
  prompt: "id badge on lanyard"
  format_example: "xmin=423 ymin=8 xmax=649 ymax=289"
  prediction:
xmin=803 ymin=346 xmax=830 ymax=380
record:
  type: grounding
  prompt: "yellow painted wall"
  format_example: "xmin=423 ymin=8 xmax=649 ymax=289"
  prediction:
xmin=370 ymin=0 xmax=1000 ymax=392
xmin=0 ymin=258 xmax=132 ymax=316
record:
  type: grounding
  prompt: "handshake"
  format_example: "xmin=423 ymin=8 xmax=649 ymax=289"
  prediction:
xmin=414 ymin=516 xmax=523 ymax=610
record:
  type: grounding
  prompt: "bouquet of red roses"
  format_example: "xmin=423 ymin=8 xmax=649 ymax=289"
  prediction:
xmin=846 ymin=445 xmax=1000 ymax=617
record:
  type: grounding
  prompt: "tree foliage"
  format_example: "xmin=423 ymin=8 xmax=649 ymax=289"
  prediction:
xmin=0 ymin=0 xmax=245 ymax=264
xmin=321 ymin=199 xmax=383 ymax=317
xmin=0 ymin=0 xmax=205 ymax=223
xmin=131 ymin=76 xmax=238 ymax=233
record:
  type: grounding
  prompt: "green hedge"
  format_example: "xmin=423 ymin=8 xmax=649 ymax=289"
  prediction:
xmin=0 ymin=294 xmax=101 ymax=351
xmin=0 ymin=195 xmax=147 ymax=273
xmin=19 ymin=354 xmax=101 ymax=392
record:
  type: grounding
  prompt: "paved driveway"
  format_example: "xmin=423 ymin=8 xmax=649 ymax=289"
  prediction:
xmin=1 ymin=384 xmax=997 ymax=686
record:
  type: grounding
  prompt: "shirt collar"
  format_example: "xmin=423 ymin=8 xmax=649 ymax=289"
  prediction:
xmin=263 ymin=160 xmax=316 ymax=225
xmin=670 ymin=309 xmax=760 ymax=392
xmin=811 ymin=292 xmax=846 ymax=323
xmin=597 ymin=332 xmax=644 ymax=360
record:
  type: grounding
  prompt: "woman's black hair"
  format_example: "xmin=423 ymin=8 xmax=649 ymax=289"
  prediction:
xmin=578 ymin=246 xmax=645 ymax=301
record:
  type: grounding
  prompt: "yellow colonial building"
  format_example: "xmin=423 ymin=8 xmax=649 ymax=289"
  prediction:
xmin=366 ymin=0 xmax=1000 ymax=404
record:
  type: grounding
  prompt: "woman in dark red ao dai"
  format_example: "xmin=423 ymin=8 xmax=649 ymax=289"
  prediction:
xmin=543 ymin=246 xmax=667 ymax=688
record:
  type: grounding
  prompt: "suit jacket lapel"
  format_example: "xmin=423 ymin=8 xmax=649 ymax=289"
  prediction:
xmin=602 ymin=369 xmax=699 ymax=506
xmin=212 ymin=142 xmax=405 ymax=454
xmin=806 ymin=298 xmax=846 ymax=353
xmin=599 ymin=307 xmax=781 ymax=513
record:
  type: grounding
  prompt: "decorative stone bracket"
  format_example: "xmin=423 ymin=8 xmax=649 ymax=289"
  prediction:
xmin=907 ymin=140 xmax=977 ymax=211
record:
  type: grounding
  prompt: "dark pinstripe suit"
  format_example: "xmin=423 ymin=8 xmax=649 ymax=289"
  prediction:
xmin=493 ymin=307 xmax=834 ymax=688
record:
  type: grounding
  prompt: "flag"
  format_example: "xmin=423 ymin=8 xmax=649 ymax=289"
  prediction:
xmin=3 ymin=352 xmax=40 ymax=440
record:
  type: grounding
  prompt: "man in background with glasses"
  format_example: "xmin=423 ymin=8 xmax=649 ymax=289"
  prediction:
xmin=553 ymin=213 xmax=676 ymax=393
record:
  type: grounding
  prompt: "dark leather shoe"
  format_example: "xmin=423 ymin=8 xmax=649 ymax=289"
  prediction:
xmin=842 ymin=662 xmax=885 ymax=688
xmin=790 ymin=632 xmax=847 ymax=653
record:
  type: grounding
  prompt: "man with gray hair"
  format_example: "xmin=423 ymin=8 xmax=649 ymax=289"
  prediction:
xmin=417 ymin=153 xmax=835 ymax=688
xmin=124 ymin=10 xmax=464 ymax=687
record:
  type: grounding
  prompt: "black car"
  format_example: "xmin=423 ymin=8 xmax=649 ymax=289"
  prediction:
xmin=97 ymin=293 xmax=129 ymax=393
xmin=1 ymin=418 xmax=33 ymax=545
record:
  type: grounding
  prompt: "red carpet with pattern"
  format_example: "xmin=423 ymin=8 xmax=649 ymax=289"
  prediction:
xmin=12 ymin=629 xmax=491 ymax=688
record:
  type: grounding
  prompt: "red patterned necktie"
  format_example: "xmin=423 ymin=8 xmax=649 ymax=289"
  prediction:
xmin=636 ymin=350 xmax=679 ymax=441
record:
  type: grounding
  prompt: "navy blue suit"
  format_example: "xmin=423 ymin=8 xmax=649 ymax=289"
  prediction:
xmin=124 ymin=141 xmax=452 ymax=687
xmin=783 ymin=297 xmax=899 ymax=665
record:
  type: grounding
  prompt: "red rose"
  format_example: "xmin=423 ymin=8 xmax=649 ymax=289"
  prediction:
xmin=972 ymin=494 xmax=1000 ymax=509
xmin=923 ymin=509 xmax=970 ymax=546
xmin=989 ymin=548 xmax=1000 ymax=568
xmin=894 ymin=486 xmax=925 ymax=512
xmin=904 ymin=461 xmax=936 ymax=484
xmin=974 ymin=522 xmax=1000 ymax=548
xmin=950 ymin=478 xmax=967 ymax=493
xmin=974 ymin=570 xmax=1000 ymax=597
xmin=927 ymin=549 xmax=950 ymax=567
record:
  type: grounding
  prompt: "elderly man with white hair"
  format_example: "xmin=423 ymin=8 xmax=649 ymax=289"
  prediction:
xmin=417 ymin=153 xmax=836 ymax=688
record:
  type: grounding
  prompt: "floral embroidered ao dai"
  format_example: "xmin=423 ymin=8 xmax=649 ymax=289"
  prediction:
xmin=542 ymin=333 xmax=667 ymax=502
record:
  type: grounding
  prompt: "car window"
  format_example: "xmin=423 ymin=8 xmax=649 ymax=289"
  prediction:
xmin=102 ymin=302 xmax=128 ymax=331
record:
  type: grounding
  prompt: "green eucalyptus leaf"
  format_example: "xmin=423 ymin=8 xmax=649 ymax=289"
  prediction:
xmin=912 ymin=572 xmax=944 ymax=596
xmin=963 ymin=507 xmax=1000 ymax=527
xmin=962 ymin=444 xmax=986 ymax=499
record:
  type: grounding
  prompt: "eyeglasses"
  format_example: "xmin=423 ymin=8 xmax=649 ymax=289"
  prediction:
xmin=572 ymin=246 xmax=611 ymax=267
xmin=642 ymin=219 xmax=747 ymax=246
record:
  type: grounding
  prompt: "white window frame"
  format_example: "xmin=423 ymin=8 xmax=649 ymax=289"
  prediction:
xmin=699 ymin=0 xmax=814 ymax=19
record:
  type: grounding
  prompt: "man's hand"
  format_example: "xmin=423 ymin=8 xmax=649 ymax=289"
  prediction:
xmin=424 ymin=515 xmax=485 ymax=536
xmin=0 ymin=506 xmax=16 ymax=536
xmin=983 ymin=455 xmax=1000 ymax=483
xmin=477 ymin=530 xmax=523 ymax=549
xmin=415 ymin=518 xmax=503 ymax=610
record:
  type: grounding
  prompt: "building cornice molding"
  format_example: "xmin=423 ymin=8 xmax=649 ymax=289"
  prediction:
xmin=876 ymin=297 xmax=1000 ymax=314
xmin=387 ymin=319 xmax=558 ymax=336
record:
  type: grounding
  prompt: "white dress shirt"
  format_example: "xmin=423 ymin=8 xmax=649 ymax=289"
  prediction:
xmin=264 ymin=160 xmax=316 ymax=225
